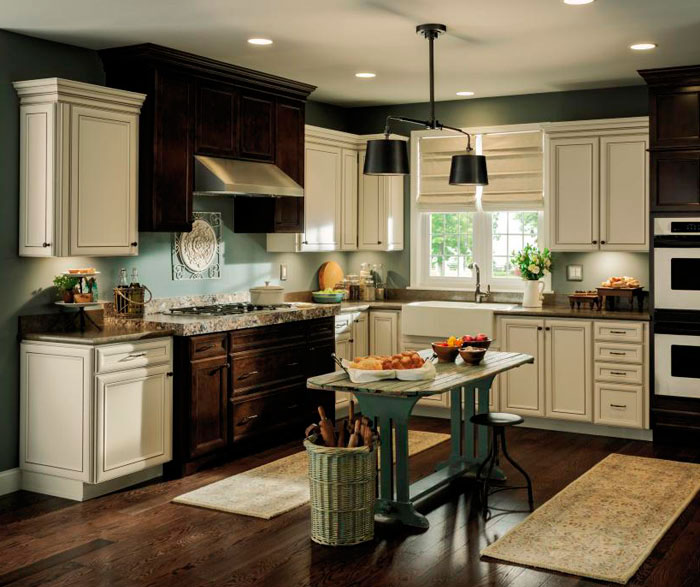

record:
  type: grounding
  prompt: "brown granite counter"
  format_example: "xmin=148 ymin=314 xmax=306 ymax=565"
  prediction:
xmin=23 ymin=327 xmax=175 ymax=346
xmin=105 ymin=303 xmax=340 ymax=336
xmin=339 ymin=301 xmax=404 ymax=312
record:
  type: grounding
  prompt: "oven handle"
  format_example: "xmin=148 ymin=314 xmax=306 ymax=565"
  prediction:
xmin=653 ymin=236 xmax=700 ymax=247
xmin=655 ymin=323 xmax=700 ymax=336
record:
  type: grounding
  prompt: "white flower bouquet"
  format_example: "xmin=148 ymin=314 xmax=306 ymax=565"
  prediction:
xmin=511 ymin=244 xmax=553 ymax=280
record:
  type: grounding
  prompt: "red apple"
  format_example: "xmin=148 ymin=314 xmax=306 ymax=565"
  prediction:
xmin=463 ymin=335 xmax=474 ymax=342
xmin=476 ymin=333 xmax=488 ymax=341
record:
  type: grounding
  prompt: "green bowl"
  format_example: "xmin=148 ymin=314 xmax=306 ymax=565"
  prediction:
xmin=312 ymin=292 xmax=344 ymax=304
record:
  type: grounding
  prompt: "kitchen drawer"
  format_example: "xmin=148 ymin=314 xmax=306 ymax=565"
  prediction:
xmin=334 ymin=313 xmax=354 ymax=337
xmin=594 ymin=321 xmax=644 ymax=343
xmin=231 ymin=322 xmax=306 ymax=353
xmin=308 ymin=317 xmax=334 ymax=343
xmin=594 ymin=342 xmax=644 ymax=364
xmin=190 ymin=333 xmax=227 ymax=359
xmin=231 ymin=386 xmax=306 ymax=442
xmin=96 ymin=338 xmax=172 ymax=374
xmin=231 ymin=344 xmax=305 ymax=395
xmin=595 ymin=383 xmax=643 ymax=428
xmin=594 ymin=362 xmax=643 ymax=385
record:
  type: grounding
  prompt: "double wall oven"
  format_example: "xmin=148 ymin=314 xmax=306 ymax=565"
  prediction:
xmin=653 ymin=218 xmax=700 ymax=400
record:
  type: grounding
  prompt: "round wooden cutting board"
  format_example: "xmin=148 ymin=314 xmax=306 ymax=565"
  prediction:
xmin=318 ymin=261 xmax=344 ymax=290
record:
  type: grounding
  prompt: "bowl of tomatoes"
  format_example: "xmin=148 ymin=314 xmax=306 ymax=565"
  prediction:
xmin=431 ymin=336 xmax=462 ymax=362
xmin=459 ymin=333 xmax=492 ymax=350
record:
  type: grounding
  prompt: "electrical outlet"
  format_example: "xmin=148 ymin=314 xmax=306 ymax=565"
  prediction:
xmin=280 ymin=263 xmax=288 ymax=281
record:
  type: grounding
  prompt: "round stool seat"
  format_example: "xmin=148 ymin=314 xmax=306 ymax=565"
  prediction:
xmin=470 ymin=412 xmax=524 ymax=427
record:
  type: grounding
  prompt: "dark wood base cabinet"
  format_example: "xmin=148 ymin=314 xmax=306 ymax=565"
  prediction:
xmin=167 ymin=317 xmax=335 ymax=477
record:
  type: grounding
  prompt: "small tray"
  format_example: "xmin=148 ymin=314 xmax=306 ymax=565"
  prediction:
xmin=55 ymin=301 xmax=103 ymax=308
xmin=62 ymin=271 xmax=100 ymax=278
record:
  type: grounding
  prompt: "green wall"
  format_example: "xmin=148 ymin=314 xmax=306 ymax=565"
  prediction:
xmin=0 ymin=29 xmax=651 ymax=474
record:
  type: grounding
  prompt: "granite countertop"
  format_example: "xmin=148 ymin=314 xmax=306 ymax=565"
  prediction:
xmin=105 ymin=303 xmax=340 ymax=336
xmin=23 ymin=327 xmax=175 ymax=346
xmin=339 ymin=299 xmax=649 ymax=321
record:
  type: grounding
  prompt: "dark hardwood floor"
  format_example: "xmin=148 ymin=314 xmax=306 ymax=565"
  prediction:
xmin=1 ymin=418 xmax=699 ymax=587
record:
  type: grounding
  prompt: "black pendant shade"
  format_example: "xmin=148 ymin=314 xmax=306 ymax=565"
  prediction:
xmin=449 ymin=153 xmax=489 ymax=186
xmin=363 ymin=139 xmax=409 ymax=175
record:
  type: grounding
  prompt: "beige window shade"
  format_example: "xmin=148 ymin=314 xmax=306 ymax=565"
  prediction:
xmin=417 ymin=134 xmax=477 ymax=209
xmin=480 ymin=130 xmax=543 ymax=211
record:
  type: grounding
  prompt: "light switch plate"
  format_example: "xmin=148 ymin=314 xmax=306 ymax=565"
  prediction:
xmin=280 ymin=263 xmax=288 ymax=281
xmin=566 ymin=264 xmax=583 ymax=281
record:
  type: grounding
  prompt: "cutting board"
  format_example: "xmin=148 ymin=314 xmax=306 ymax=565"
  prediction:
xmin=318 ymin=261 xmax=344 ymax=290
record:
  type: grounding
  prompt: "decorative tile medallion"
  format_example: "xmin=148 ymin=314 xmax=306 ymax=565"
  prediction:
xmin=172 ymin=212 xmax=222 ymax=280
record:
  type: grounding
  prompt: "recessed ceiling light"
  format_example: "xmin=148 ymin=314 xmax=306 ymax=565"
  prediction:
xmin=248 ymin=38 xmax=273 ymax=46
xmin=456 ymin=91 xmax=475 ymax=97
xmin=563 ymin=0 xmax=595 ymax=4
xmin=355 ymin=72 xmax=376 ymax=78
xmin=630 ymin=42 xmax=657 ymax=51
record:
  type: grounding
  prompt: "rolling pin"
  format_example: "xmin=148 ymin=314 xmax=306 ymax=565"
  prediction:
xmin=317 ymin=406 xmax=336 ymax=447
xmin=361 ymin=423 xmax=373 ymax=447
xmin=337 ymin=420 xmax=346 ymax=448
xmin=348 ymin=419 xmax=362 ymax=448
xmin=348 ymin=400 xmax=355 ymax=428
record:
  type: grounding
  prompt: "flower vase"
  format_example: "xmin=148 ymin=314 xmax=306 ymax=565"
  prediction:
xmin=522 ymin=279 xmax=545 ymax=308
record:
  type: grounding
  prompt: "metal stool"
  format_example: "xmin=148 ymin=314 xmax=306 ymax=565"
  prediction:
xmin=470 ymin=412 xmax=534 ymax=519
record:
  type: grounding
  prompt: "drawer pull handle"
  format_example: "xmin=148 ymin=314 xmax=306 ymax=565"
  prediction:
xmin=238 ymin=414 xmax=259 ymax=425
xmin=287 ymin=403 xmax=300 ymax=409
xmin=197 ymin=344 xmax=215 ymax=352
xmin=609 ymin=330 xmax=627 ymax=335
xmin=119 ymin=352 xmax=147 ymax=361
xmin=610 ymin=403 xmax=627 ymax=409
xmin=610 ymin=371 xmax=627 ymax=376
xmin=287 ymin=362 xmax=300 ymax=367
xmin=238 ymin=370 xmax=259 ymax=381
xmin=609 ymin=351 xmax=626 ymax=356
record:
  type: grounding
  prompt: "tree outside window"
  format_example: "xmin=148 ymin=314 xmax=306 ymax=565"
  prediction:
xmin=491 ymin=211 xmax=539 ymax=278
xmin=429 ymin=213 xmax=474 ymax=278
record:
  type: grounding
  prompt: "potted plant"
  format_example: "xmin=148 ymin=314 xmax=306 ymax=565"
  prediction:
xmin=511 ymin=244 xmax=553 ymax=308
xmin=53 ymin=274 xmax=79 ymax=303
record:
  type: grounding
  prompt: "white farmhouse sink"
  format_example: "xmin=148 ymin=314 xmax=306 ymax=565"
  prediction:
xmin=401 ymin=300 xmax=517 ymax=340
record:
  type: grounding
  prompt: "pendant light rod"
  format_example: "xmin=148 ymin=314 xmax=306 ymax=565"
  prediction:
xmin=416 ymin=23 xmax=446 ymax=128
xmin=380 ymin=115 xmax=473 ymax=151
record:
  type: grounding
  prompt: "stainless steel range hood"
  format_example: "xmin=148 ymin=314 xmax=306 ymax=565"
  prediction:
xmin=193 ymin=155 xmax=303 ymax=197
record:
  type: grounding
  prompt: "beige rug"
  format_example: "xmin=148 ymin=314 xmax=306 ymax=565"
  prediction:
xmin=173 ymin=430 xmax=449 ymax=519
xmin=481 ymin=453 xmax=700 ymax=584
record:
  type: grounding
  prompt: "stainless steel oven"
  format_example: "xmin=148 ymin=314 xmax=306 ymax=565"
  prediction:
xmin=653 ymin=217 xmax=700 ymax=312
xmin=655 ymin=319 xmax=700 ymax=399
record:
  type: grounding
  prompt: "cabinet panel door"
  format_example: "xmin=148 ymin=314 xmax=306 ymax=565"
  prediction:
xmin=384 ymin=176 xmax=404 ymax=251
xmin=651 ymin=90 xmax=700 ymax=148
xmin=302 ymin=142 xmax=341 ymax=249
xmin=549 ymin=137 xmax=599 ymax=251
xmin=358 ymin=151 xmax=385 ymax=250
xmin=600 ymin=135 xmax=649 ymax=251
xmin=369 ymin=311 xmax=399 ymax=356
xmin=273 ymin=100 xmax=305 ymax=233
xmin=341 ymin=148 xmax=358 ymax=250
xmin=195 ymin=82 xmax=238 ymax=157
xmin=352 ymin=312 xmax=369 ymax=357
xmin=239 ymin=91 xmax=275 ymax=161
xmin=95 ymin=364 xmax=173 ymax=482
xmin=501 ymin=318 xmax=545 ymax=416
xmin=19 ymin=104 xmax=55 ymax=256
xmin=545 ymin=319 xmax=592 ymax=422
xmin=189 ymin=356 xmax=229 ymax=458
xmin=20 ymin=344 xmax=92 ymax=481
xmin=650 ymin=150 xmax=700 ymax=211
xmin=69 ymin=105 xmax=138 ymax=256
xmin=152 ymin=71 xmax=194 ymax=232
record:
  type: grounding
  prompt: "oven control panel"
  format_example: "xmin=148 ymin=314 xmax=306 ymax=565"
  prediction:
xmin=654 ymin=217 xmax=700 ymax=236
xmin=671 ymin=222 xmax=700 ymax=233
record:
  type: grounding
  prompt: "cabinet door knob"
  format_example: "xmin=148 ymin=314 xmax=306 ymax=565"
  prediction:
xmin=130 ymin=241 xmax=138 ymax=247
xmin=601 ymin=240 xmax=606 ymax=245
xmin=592 ymin=240 xmax=598 ymax=244
xmin=537 ymin=326 xmax=543 ymax=331
xmin=545 ymin=326 xmax=551 ymax=331
xmin=377 ymin=241 xmax=382 ymax=245
xmin=166 ymin=371 xmax=174 ymax=377
xmin=42 ymin=242 xmax=51 ymax=247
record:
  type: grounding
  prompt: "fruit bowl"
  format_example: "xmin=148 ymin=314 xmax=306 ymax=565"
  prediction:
xmin=431 ymin=342 xmax=460 ymax=363
xmin=460 ymin=337 xmax=492 ymax=350
xmin=458 ymin=346 xmax=487 ymax=365
xmin=312 ymin=291 xmax=344 ymax=304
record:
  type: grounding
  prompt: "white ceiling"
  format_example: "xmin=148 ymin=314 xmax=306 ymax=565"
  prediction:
xmin=3 ymin=0 xmax=700 ymax=106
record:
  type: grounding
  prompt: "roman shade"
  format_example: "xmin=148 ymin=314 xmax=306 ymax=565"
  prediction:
xmin=417 ymin=129 xmax=543 ymax=210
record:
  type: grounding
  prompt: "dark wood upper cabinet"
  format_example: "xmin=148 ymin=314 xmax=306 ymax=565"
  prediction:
xmin=239 ymin=90 xmax=275 ymax=161
xmin=640 ymin=64 xmax=700 ymax=212
xmin=195 ymin=81 xmax=239 ymax=158
xmin=100 ymin=43 xmax=315 ymax=232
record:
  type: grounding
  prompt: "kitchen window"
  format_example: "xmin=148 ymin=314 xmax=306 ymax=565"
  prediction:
xmin=411 ymin=124 xmax=545 ymax=291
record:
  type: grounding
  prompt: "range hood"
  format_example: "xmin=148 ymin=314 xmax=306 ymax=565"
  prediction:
xmin=194 ymin=155 xmax=303 ymax=197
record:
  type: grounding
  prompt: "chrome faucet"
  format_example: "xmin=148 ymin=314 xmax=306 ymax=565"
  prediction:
xmin=468 ymin=262 xmax=491 ymax=303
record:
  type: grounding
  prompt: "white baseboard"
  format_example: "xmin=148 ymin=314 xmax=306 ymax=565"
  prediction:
xmin=21 ymin=466 xmax=163 ymax=501
xmin=412 ymin=405 xmax=653 ymax=441
xmin=0 ymin=468 xmax=22 ymax=496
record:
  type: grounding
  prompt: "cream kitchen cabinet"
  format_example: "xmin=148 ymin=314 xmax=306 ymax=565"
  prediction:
xmin=267 ymin=126 xmax=404 ymax=252
xmin=369 ymin=310 xmax=401 ymax=356
xmin=333 ymin=311 xmax=370 ymax=411
xmin=14 ymin=78 xmax=145 ymax=257
xmin=545 ymin=118 xmax=649 ymax=252
xmin=20 ymin=337 xmax=173 ymax=500
xmin=500 ymin=318 xmax=546 ymax=416
xmin=358 ymin=151 xmax=405 ymax=251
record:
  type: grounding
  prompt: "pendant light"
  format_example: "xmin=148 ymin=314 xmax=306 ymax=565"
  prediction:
xmin=363 ymin=24 xmax=488 ymax=186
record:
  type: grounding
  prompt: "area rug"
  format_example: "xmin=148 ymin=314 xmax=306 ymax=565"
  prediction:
xmin=173 ymin=430 xmax=449 ymax=519
xmin=481 ymin=453 xmax=700 ymax=584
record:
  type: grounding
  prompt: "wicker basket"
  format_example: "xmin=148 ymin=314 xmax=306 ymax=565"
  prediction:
xmin=304 ymin=435 xmax=377 ymax=546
